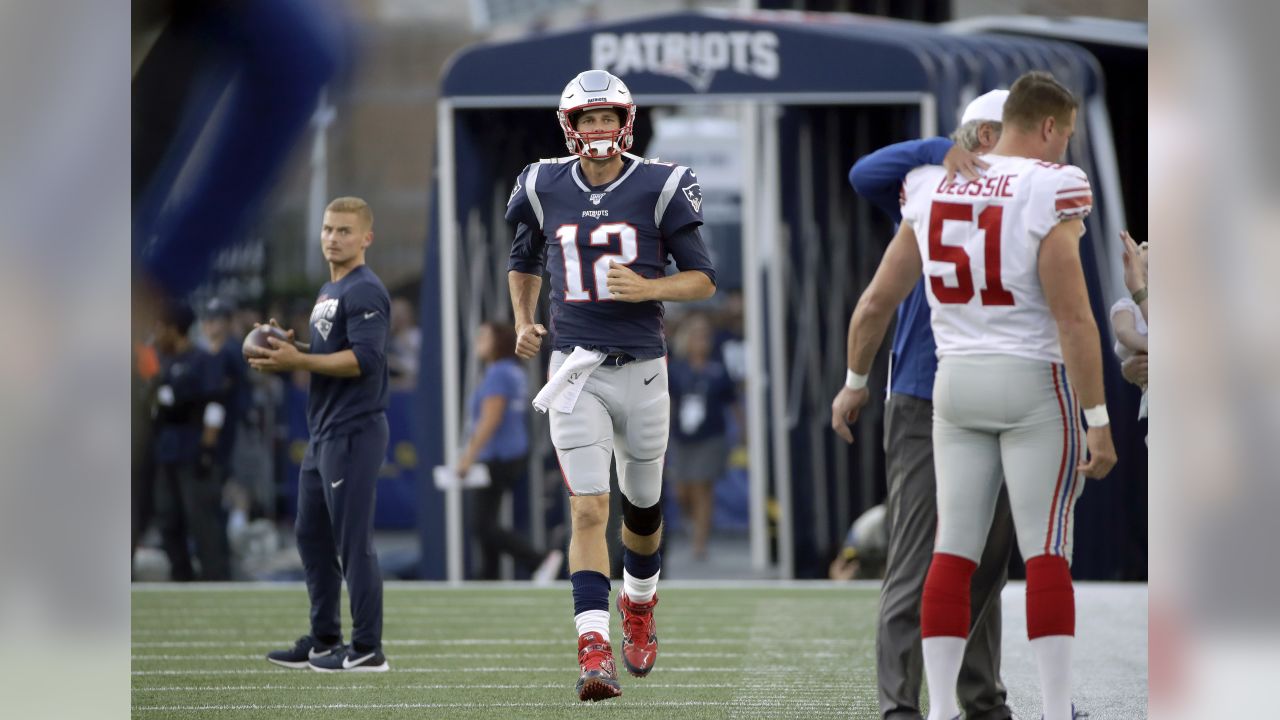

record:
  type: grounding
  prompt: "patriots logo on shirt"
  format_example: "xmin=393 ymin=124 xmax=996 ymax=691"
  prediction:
xmin=508 ymin=178 xmax=522 ymax=205
xmin=311 ymin=297 xmax=339 ymax=342
xmin=589 ymin=192 xmax=606 ymax=206
xmin=682 ymin=182 xmax=703 ymax=213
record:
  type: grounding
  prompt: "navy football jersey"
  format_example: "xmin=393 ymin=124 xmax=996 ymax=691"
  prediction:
xmin=306 ymin=264 xmax=391 ymax=440
xmin=153 ymin=346 xmax=222 ymax=464
xmin=506 ymin=153 xmax=716 ymax=359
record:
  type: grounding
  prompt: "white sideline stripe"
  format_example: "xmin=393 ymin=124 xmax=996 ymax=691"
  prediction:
xmin=132 ymin=666 xmax=749 ymax=676
xmin=134 ymin=607 xmax=753 ymax=616
xmin=133 ymin=651 xmax=829 ymax=661
xmin=133 ymin=637 xmax=855 ymax=648
xmin=130 ymin=579 xmax=895 ymax=591
xmin=133 ymin=701 xmax=730 ymax=712
xmin=133 ymin=682 xmax=735 ymax=692
xmin=133 ymin=614 xmax=747 ymax=625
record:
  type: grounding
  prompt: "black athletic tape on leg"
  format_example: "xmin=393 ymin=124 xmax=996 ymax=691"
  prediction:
xmin=621 ymin=494 xmax=663 ymax=536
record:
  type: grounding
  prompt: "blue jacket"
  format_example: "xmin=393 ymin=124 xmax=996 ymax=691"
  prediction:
xmin=848 ymin=137 xmax=952 ymax=401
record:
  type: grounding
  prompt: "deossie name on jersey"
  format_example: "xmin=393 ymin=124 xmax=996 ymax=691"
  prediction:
xmin=311 ymin=297 xmax=339 ymax=341
xmin=935 ymin=173 xmax=1017 ymax=199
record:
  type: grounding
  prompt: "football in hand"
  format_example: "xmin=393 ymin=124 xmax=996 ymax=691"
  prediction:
xmin=242 ymin=325 xmax=290 ymax=358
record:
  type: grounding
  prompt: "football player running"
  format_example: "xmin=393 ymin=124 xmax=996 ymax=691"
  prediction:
xmin=506 ymin=70 xmax=716 ymax=701
xmin=832 ymin=71 xmax=1116 ymax=720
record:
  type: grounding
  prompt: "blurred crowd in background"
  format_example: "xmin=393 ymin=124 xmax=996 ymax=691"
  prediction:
xmin=130 ymin=291 xmax=758 ymax=582
xmin=131 ymin=293 xmax=422 ymax=581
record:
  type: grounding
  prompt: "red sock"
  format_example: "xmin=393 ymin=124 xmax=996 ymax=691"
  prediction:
xmin=1026 ymin=554 xmax=1075 ymax=638
xmin=921 ymin=552 xmax=977 ymax=638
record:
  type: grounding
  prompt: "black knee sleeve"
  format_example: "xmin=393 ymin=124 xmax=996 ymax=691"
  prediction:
xmin=621 ymin=495 xmax=663 ymax=536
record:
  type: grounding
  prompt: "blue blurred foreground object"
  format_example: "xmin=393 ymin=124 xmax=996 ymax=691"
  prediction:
xmin=133 ymin=0 xmax=352 ymax=300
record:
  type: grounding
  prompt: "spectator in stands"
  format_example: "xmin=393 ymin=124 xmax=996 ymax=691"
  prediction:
xmin=459 ymin=321 xmax=563 ymax=582
xmin=1120 ymin=230 xmax=1149 ymax=321
xmin=668 ymin=313 xmax=739 ymax=562
xmin=228 ymin=306 xmax=284 ymax=524
xmin=200 ymin=298 xmax=251 ymax=545
xmin=132 ymin=340 xmax=161 ymax=576
xmin=829 ymin=504 xmax=889 ymax=581
xmin=1113 ymin=232 xmax=1149 ymax=438
xmin=151 ymin=302 xmax=231 ymax=580
xmin=287 ymin=300 xmax=313 ymax=391
xmin=712 ymin=289 xmax=747 ymax=383
xmin=388 ymin=296 xmax=421 ymax=390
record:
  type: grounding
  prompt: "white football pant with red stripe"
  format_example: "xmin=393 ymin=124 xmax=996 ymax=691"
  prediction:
xmin=922 ymin=353 xmax=1083 ymax=720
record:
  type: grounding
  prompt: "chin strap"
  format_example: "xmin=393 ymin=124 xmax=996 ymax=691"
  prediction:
xmin=583 ymin=139 xmax=620 ymax=157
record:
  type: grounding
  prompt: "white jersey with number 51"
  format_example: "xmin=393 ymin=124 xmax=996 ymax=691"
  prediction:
xmin=899 ymin=155 xmax=1092 ymax=364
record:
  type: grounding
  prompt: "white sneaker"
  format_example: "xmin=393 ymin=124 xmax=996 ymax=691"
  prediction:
xmin=532 ymin=549 xmax=564 ymax=585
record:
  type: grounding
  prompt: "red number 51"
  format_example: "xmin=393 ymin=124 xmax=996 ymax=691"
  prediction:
xmin=927 ymin=201 xmax=1015 ymax=306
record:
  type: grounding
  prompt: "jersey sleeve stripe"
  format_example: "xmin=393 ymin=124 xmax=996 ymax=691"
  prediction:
xmin=526 ymin=164 xmax=544 ymax=229
xmin=654 ymin=165 xmax=689 ymax=228
xmin=1055 ymin=195 xmax=1093 ymax=211
xmin=1056 ymin=186 xmax=1092 ymax=195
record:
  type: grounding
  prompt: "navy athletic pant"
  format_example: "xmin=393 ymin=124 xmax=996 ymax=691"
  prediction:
xmin=296 ymin=414 xmax=387 ymax=651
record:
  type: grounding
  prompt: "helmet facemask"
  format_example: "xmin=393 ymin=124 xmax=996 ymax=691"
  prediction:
xmin=558 ymin=104 xmax=635 ymax=159
xmin=557 ymin=70 xmax=636 ymax=159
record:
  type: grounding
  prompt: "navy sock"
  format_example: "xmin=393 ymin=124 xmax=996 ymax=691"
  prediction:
xmin=570 ymin=570 xmax=611 ymax=615
xmin=623 ymin=547 xmax=661 ymax=579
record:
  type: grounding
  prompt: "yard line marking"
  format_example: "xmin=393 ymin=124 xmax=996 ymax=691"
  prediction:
xmin=132 ymin=605 xmax=789 ymax=613
xmin=132 ymin=616 xmax=744 ymax=626
xmin=133 ymin=700 xmax=734 ymax=712
xmin=132 ymin=666 xmax=751 ymax=676
xmin=132 ymin=637 xmax=857 ymax=647
xmin=132 ymin=682 xmax=736 ymax=692
xmin=132 ymin=650 xmax=838 ymax=661
xmin=131 ymin=579 xmax=882 ymax=591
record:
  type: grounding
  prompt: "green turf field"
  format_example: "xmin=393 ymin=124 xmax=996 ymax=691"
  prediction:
xmin=132 ymin=583 xmax=890 ymax=719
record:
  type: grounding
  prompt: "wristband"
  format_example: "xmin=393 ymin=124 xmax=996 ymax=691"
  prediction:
xmin=845 ymin=369 xmax=868 ymax=391
xmin=203 ymin=402 xmax=226 ymax=430
xmin=1131 ymin=287 xmax=1148 ymax=304
xmin=1083 ymin=404 xmax=1109 ymax=428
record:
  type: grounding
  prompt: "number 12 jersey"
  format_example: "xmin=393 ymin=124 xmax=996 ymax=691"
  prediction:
xmin=900 ymin=154 xmax=1093 ymax=364
xmin=506 ymin=153 xmax=716 ymax=359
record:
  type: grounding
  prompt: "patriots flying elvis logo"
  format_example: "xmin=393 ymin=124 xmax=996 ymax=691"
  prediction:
xmin=682 ymin=182 xmax=703 ymax=213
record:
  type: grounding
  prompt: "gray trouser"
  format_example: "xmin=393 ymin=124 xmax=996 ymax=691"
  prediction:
xmin=154 ymin=460 xmax=231 ymax=581
xmin=878 ymin=393 xmax=1015 ymax=720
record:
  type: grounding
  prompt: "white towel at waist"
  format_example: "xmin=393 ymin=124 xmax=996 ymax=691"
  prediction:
xmin=532 ymin=347 xmax=606 ymax=414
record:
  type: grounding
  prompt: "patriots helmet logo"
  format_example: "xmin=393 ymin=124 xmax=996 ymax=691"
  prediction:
xmin=508 ymin=178 xmax=522 ymax=205
xmin=682 ymin=182 xmax=703 ymax=213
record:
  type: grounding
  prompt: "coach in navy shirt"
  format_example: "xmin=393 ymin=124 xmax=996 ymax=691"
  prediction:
xmin=834 ymin=90 xmax=1017 ymax=720
xmin=151 ymin=302 xmax=231 ymax=581
xmin=251 ymin=196 xmax=392 ymax=673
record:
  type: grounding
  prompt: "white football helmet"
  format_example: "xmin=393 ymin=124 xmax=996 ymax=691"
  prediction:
xmin=557 ymin=70 xmax=636 ymax=159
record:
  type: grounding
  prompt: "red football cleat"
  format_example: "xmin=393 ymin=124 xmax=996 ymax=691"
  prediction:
xmin=617 ymin=593 xmax=659 ymax=677
xmin=575 ymin=632 xmax=622 ymax=701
